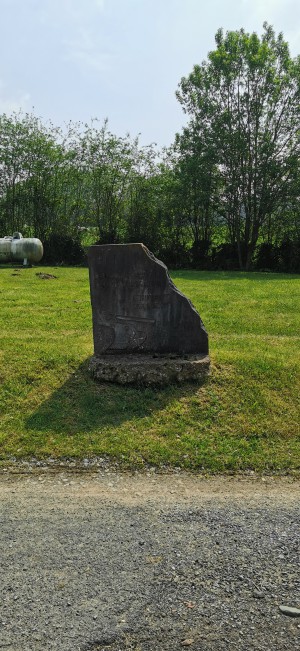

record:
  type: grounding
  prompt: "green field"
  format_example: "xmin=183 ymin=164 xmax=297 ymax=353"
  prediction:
xmin=0 ymin=266 xmax=299 ymax=472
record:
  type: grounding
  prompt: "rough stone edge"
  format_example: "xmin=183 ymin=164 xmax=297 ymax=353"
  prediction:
xmin=88 ymin=353 xmax=210 ymax=386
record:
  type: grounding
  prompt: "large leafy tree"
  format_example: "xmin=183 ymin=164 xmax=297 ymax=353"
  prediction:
xmin=173 ymin=125 xmax=220 ymax=257
xmin=176 ymin=24 xmax=300 ymax=269
xmin=79 ymin=119 xmax=136 ymax=242
xmin=0 ymin=112 xmax=67 ymax=239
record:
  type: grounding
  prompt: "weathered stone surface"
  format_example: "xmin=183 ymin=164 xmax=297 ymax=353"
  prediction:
xmin=88 ymin=243 xmax=208 ymax=356
xmin=88 ymin=353 xmax=210 ymax=386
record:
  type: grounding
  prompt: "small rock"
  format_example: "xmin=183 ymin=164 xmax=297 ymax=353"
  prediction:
xmin=279 ymin=605 xmax=300 ymax=617
xmin=181 ymin=640 xmax=194 ymax=647
xmin=253 ymin=590 xmax=265 ymax=599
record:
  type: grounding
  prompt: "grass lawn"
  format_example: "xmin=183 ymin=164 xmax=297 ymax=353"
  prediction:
xmin=0 ymin=265 xmax=299 ymax=472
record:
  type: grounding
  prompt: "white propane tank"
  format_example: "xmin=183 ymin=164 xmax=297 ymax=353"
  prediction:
xmin=0 ymin=232 xmax=43 ymax=265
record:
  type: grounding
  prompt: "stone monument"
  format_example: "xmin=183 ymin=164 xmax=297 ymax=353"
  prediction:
xmin=88 ymin=243 xmax=210 ymax=385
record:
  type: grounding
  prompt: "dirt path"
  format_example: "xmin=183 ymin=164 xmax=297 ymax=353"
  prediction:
xmin=0 ymin=472 xmax=299 ymax=650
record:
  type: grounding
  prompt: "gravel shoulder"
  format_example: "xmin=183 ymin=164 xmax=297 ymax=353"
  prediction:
xmin=1 ymin=472 xmax=300 ymax=650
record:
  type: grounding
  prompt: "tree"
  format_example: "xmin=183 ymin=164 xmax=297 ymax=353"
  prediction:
xmin=0 ymin=112 xmax=67 ymax=239
xmin=80 ymin=119 xmax=136 ymax=242
xmin=173 ymin=124 xmax=220 ymax=265
xmin=124 ymin=141 xmax=163 ymax=250
xmin=176 ymin=24 xmax=300 ymax=269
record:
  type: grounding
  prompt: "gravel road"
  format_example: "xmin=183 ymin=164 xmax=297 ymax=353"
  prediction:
xmin=0 ymin=471 xmax=299 ymax=651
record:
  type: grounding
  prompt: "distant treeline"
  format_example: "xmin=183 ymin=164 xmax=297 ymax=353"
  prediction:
xmin=1 ymin=24 xmax=300 ymax=271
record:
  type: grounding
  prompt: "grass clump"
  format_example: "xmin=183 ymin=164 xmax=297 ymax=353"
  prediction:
xmin=0 ymin=266 xmax=299 ymax=472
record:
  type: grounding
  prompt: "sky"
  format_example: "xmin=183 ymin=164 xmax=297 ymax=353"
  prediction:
xmin=0 ymin=0 xmax=300 ymax=147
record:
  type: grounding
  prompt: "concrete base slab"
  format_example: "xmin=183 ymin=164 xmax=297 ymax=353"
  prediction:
xmin=89 ymin=353 xmax=210 ymax=386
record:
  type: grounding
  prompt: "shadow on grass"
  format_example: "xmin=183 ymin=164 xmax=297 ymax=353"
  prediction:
xmin=171 ymin=270 xmax=300 ymax=282
xmin=26 ymin=358 xmax=204 ymax=436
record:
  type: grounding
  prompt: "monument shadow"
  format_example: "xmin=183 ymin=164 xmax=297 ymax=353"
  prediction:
xmin=171 ymin=270 xmax=297 ymax=282
xmin=26 ymin=359 xmax=206 ymax=437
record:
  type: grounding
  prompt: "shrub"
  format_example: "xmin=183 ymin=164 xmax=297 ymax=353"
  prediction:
xmin=189 ymin=239 xmax=212 ymax=269
xmin=43 ymin=233 xmax=87 ymax=266
xmin=211 ymin=243 xmax=241 ymax=270
xmin=278 ymin=238 xmax=300 ymax=273
xmin=255 ymin=243 xmax=279 ymax=271
xmin=157 ymin=241 xmax=190 ymax=268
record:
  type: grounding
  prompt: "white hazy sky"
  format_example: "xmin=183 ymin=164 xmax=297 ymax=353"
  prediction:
xmin=1 ymin=0 xmax=300 ymax=146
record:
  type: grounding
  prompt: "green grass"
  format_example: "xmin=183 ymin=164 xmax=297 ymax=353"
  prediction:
xmin=0 ymin=265 xmax=299 ymax=472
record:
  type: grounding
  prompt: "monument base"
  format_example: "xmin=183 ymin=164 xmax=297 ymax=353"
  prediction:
xmin=89 ymin=353 xmax=210 ymax=386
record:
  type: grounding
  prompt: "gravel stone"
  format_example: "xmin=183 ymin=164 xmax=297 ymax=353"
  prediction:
xmin=0 ymin=473 xmax=299 ymax=651
xmin=279 ymin=605 xmax=300 ymax=617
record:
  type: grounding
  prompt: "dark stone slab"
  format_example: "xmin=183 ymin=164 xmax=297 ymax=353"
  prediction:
xmin=88 ymin=243 xmax=208 ymax=356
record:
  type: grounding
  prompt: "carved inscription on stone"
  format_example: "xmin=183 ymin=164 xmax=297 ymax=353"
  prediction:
xmin=88 ymin=243 xmax=208 ymax=355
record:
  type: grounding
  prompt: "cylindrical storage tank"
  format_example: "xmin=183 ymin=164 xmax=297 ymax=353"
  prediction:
xmin=0 ymin=238 xmax=12 ymax=262
xmin=11 ymin=238 xmax=43 ymax=263
xmin=0 ymin=236 xmax=43 ymax=263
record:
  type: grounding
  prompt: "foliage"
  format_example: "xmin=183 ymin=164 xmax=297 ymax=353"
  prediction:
xmin=172 ymin=125 xmax=220 ymax=251
xmin=176 ymin=24 xmax=300 ymax=269
xmin=255 ymin=239 xmax=300 ymax=272
xmin=43 ymin=233 xmax=87 ymax=266
xmin=0 ymin=112 xmax=66 ymax=239
xmin=1 ymin=24 xmax=300 ymax=271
